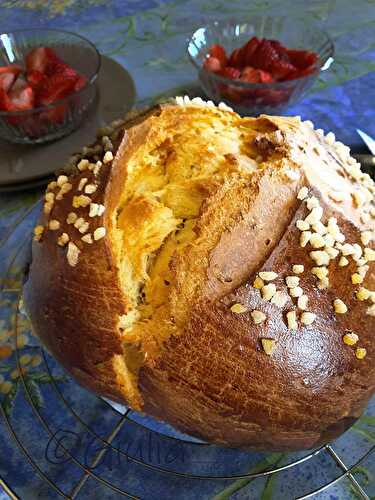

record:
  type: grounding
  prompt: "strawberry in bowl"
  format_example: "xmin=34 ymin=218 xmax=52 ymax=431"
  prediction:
xmin=204 ymin=37 xmax=319 ymax=83
xmin=26 ymin=47 xmax=88 ymax=104
xmin=0 ymin=29 xmax=100 ymax=144
xmin=188 ymin=18 xmax=334 ymax=115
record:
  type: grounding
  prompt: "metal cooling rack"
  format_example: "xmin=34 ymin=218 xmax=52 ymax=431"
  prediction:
xmin=0 ymin=201 xmax=373 ymax=500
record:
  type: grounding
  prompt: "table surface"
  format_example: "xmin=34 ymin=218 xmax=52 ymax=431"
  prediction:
xmin=0 ymin=1 xmax=374 ymax=499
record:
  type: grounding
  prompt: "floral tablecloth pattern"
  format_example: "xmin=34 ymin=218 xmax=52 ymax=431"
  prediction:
xmin=0 ymin=1 xmax=374 ymax=499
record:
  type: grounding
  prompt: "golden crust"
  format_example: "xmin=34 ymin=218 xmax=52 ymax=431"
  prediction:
xmin=24 ymin=101 xmax=375 ymax=450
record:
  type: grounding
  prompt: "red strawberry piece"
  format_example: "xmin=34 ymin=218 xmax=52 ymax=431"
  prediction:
xmin=9 ymin=78 xmax=34 ymax=111
xmin=9 ymin=74 xmax=28 ymax=92
xmin=249 ymin=39 xmax=295 ymax=80
xmin=49 ymin=60 xmax=78 ymax=78
xmin=0 ymin=88 xmax=13 ymax=111
xmin=0 ymin=75 xmax=34 ymax=127
xmin=218 ymin=66 xmax=241 ymax=79
xmin=262 ymin=88 xmax=292 ymax=106
xmin=233 ymin=66 xmax=274 ymax=104
xmin=240 ymin=66 xmax=261 ymax=83
xmin=1 ymin=82 xmax=34 ymax=126
xmin=0 ymin=72 xmax=16 ymax=93
xmin=285 ymin=64 xmax=317 ymax=81
xmin=271 ymin=43 xmax=293 ymax=73
xmin=254 ymin=41 xmax=289 ymax=79
xmin=269 ymin=40 xmax=290 ymax=61
xmin=36 ymin=73 xmax=78 ymax=106
xmin=26 ymin=47 xmax=60 ymax=74
xmin=305 ymin=51 xmax=318 ymax=66
xmin=203 ymin=55 xmax=222 ymax=73
xmin=297 ymin=64 xmax=317 ymax=77
xmin=258 ymin=69 xmax=274 ymax=83
xmin=208 ymin=44 xmax=227 ymax=67
xmin=271 ymin=59 xmax=297 ymax=80
xmin=242 ymin=36 xmax=261 ymax=66
xmin=240 ymin=66 xmax=274 ymax=84
xmin=286 ymin=49 xmax=318 ymax=69
xmin=0 ymin=64 xmax=22 ymax=76
xmin=228 ymin=48 xmax=245 ymax=68
xmin=11 ymin=86 xmax=34 ymax=111
xmin=74 ymin=74 xmax=87 ymax=91
xmin=250 ymin=39 xmax=280 ymax=71
xmin=27 ymin=70 xmax=46 ymax=89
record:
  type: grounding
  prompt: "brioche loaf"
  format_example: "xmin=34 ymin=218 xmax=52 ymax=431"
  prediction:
xmin=24 ymin=97 xmax=375 ymax=451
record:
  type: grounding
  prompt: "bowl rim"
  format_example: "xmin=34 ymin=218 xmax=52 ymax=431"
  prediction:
xmin=0 ymin=28 xmax=101 ymax=116
xmin=186 ymin=17 xmax=334 ymax=89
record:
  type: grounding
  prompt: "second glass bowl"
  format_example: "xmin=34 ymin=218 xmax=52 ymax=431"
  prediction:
xmin=187 ymin=17 xmax=334 ymax=115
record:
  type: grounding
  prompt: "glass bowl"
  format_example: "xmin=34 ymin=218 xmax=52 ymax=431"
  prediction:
xmin=0 ymin=29 xmax=101 ymax=144
xmin=187 ymin=17 xmax=334 ymax=115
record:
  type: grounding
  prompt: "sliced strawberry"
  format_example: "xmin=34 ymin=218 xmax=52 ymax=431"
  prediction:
xmin=26 ymin=47 xmax=59 ymax=74
xmin=240 ymin=66 xmax=260 ymax=83
xmin=297 ymin=64 xmax=317 ymax=77
xmin=286 ymin=49 xmax=318 ymax=69
xmin=0 ymin=81 xmax=34 ymax=128
xmin=11 ymin=86 xmax=34 ymax=111
xmin=252 ymin=39 xmax=282 ymax=74
xmin=0 ymin=72 xmax=16 ymax=93
xmin=27 ymin=70 xmax=46 ymax=89
xmin=269 ymin=40 xmax=290 ymax=61
xmin=0 ymin=88 xmax=13 ymax=111
xmin=0 ymin=74 xmax=34 ymax=126
xmin=208 ymin=44 xmax=227 ymax=67
xmin=218 ymin=66 xmax=241 ymax=80
xmin=36 ymin=73 xmax=78 ymax=106
xmin=203 ymin=55 xmax=222 ymax=73
xmin=269 ymin=39 xmax=284 ymax=52
xmin=240 ymin=66 xmax=274 ymax=84
xmin=271 ymin=40 xmax=293 ymax=69
xmin=10 ymin=74 xmax=28 ymax=92
xmin=0 ymin=64 xmax=22 ymax=76
xmin=9 ymin=79 xmax=34 ymax=111
xmin=248 ymin=39 xmax=294 ymax=80
xmin=270 ymin=59 xmax=296 ymax=80
xmin=228 ymin=48 xmax=245 ymax=68
xmin=74 ymin=74 xmax=87 ymax=91
xmin=242 ymin=36 xmax=261 ymax=66
xmin=306 ymin=51 xmax=319 ymax=66
xmin=262 ymin=88 xmax=292 ymax=106
xmin=48 ymin=59 xmax=77 ymax=77
xmin=284 ymin=64 xmax=317 ymax=81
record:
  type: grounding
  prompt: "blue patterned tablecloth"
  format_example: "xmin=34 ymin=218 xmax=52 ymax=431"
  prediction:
xmin=0 ymin=1 xmax=374 ymax=499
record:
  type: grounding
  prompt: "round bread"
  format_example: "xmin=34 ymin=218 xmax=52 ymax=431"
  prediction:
xmin=24 ymin=97 xmax=375 ymax=451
